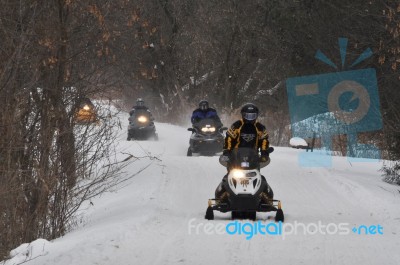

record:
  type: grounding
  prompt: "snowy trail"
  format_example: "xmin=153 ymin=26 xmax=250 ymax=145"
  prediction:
xmin=3 ymin=113 xmax=400 ymax=265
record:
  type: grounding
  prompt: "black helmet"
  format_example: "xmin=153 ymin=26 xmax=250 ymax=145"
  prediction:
xmin=199 ymin=100 xmax=209 ymax=111
xmin=136 ymin=98 xmax=145 ymax=107
xmin=241 ymin=103 xmax=259 ymax=122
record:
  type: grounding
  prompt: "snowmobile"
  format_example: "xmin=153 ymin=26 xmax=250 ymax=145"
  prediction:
xmin=127 ymin=109 xmax=158 ymax=141
xmin=205 ymin=147 xmax=284 ymax=222
xmin=187 ymin=118 xmax=227 ymax=156
xmin=75 ymin=98 xmax=98 ymax=124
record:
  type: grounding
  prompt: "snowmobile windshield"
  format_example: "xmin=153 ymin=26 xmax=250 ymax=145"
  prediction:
xmin=129 ymin=109 xmax=153 ymax=124
xmin=229 ymin=148 xmax=260 ymax=170
xmin=193 ymin=118 xmax=222 ymax=133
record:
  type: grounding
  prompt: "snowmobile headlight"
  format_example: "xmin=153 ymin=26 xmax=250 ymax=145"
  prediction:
xmin=83 ymin=104 xmax=91 ymax=111
xmin=201 ymin=126 xmax=216 ymax=132
xmin=231 ymin=169 xmax=245 ymax=180
xmin=137 ymin=116 xmax=148 ymax=123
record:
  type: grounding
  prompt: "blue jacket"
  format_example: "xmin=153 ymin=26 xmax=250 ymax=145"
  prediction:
xmin=191 ymin=108 xmax=221 ymax=124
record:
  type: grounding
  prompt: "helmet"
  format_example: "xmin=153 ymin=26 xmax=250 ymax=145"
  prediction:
xmin=136 ymin=98 xmax=145 ymax=107
xmin=199 ymin=100 xmax=209 ymax=111
xmin=241 ymin=103 xmax=259 ymax=122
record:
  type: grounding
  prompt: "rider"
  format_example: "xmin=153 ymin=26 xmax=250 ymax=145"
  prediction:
xmin=215 ymin=103 xmax=274 ymax=204
xmin=191 ymin=100 xmax=222 ymax=125
xmin=129 ymin=98 xmax=151 ymax=115
xmin=128 ymin=98 xmax=154 ymax=126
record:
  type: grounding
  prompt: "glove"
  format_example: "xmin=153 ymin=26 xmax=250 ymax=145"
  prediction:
xmin=220 ymin=150 xmax=232 ymax=162
xmin=223 ymin=149 xmax=231 ymax=156
xmin=260 ymin=150 xmax=269 ymax=162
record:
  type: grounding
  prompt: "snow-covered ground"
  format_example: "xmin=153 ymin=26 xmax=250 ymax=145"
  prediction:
xmin=2 ymin=111 xmax=400 ymax=265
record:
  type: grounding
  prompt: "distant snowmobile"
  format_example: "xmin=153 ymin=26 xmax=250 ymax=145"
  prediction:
xmin=75 ymin=98 xmax=98 ymax=124
xmin=187 ymin=118 xmax=227 ymax=156
xmin=127 ymin=109 xmax=158 ymax=141
xmin=205 ymin=147 xmax=284 ymax=221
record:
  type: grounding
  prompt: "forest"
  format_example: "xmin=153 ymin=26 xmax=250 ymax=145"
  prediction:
xmin=1 ymin=0 xmax=399 ymax=258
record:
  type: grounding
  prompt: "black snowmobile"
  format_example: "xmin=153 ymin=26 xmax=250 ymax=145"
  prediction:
xmin=205 ymin=147 xmax=284 ymax=221
xmin=187 ymin=118 xmax=227 ymax=156
xmin=127 ymin=109 xmax=158 ymax=141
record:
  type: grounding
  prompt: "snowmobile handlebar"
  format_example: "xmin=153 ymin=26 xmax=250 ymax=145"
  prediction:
xmin=219 ymin=147 xmax=274 ymax=168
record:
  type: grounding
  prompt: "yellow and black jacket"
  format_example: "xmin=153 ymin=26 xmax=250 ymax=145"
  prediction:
xmin=224 ymin=119 xmax=269 ymax=152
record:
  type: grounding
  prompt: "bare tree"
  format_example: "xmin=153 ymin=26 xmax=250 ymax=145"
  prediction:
xmin=0 ymin=0 xmax=133 ymax=258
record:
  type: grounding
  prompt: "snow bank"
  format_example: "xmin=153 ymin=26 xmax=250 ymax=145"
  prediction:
xmin=2 ymin=239 xmax=51 ymax=265
xmin=289 ymin=137 xmax=308 ymax=147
